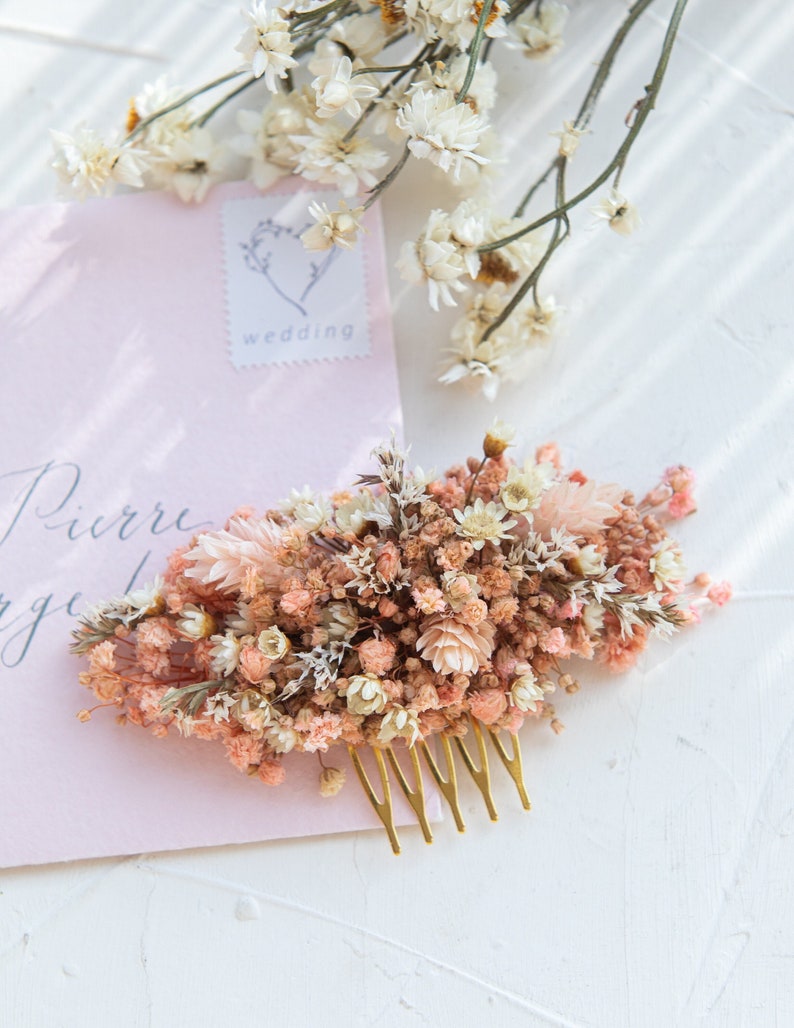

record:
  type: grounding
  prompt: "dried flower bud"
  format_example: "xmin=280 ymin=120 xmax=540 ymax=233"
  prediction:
xmin=483 ymin=418 xmax=515 ymax=459
xmin=77 ymin=708 xmax=92 ymax=722
xmin=319 ymin=766 xmax=347 ymax=797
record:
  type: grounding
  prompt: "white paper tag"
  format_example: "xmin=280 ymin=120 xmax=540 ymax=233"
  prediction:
xmin=222 ymin=191 xmax=373 ymax=369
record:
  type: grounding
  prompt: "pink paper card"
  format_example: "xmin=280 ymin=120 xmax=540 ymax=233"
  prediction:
xmin=0 ymin=181 xmax=436 ymax=868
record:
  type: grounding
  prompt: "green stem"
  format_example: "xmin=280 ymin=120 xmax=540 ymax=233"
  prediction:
xmin=513 ymin=0 xmax=657 ymax=218
xmin=481 ymin=0 xmax=689 ymax=253
xmin=193 ymin=75 xmax=258 ymax=128
xmin=364 ymin=143 xmax=411 ymax=210
xmin=456 ymin=0 xmax=496 ymax=104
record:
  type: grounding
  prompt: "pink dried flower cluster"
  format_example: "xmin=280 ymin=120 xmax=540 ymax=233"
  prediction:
xmin=72 ymin=432 xmax=725 ymax=792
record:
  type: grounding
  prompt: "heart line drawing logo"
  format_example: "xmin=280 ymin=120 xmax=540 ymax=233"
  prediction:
xmin=240 ymin=218 xmax=340 ymax=317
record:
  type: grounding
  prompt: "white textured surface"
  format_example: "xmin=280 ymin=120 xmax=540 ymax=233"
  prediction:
xmin=1 ymin=1 xmax=793 ymax=1024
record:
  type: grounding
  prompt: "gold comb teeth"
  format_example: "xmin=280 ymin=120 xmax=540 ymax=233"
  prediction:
xmin=348 ymin=717 xmax=531 ymax=854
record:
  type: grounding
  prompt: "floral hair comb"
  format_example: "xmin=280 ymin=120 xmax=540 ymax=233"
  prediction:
xmin=72 ymin=425 xmax=729 ymax=852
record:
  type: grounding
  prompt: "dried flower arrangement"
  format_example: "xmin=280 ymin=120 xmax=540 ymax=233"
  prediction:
xmin=52 ymin=0 xmax=690 ymax=398
xmin=72 ymin=424 xmax=729 ymax=851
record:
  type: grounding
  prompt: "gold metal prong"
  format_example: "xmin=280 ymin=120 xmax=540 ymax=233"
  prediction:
xmin=347 ymin=745 xmax=401 ymax=854
xmin=487 ymin=729 xmax=531 ymax=811
xmin=418 ymin=737 xmax=466 ymax=833
xmin=454 ymin=716 xmax=499 ymax=821
xmin=385 ymin=745 xmax=433 ymax=844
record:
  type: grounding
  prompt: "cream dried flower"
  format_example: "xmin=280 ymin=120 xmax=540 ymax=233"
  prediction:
xmin=377 ymin=706 xmax=421 ymax=745
xmin=150 ymin=126 xmax=224 ymax=204
xmin=235 ymin=2 xmax=297 ymax=92
xmin=500 ymin=462 xmax=554 ymax=514
xmin=302 ymin=201 xmax=366 ymax=252
xmin=513 ymin=0 xmax=569 ymax=59
xmin=293 ymin=121 xmax=388 ymax=197
xmin=176 ymin=604 xmax=217 ymax=640
xmin=257 ymin=626 xmax=291 ymax=661
xmin=264 ymin=721 xmax=299 ymax=754
xmin=510 ymin=673 xmax=545 ymax=712
xmin=592 ymin=189 xmax=641 ymax=236
xmin=649 ymin=541 xmax=687 ymax=591
xmin=416 ymin=613 xmax=495 ymax=674
xmin=51 ymin=127 xmax=146 ymax=200
xmin=396 ymin=87 xmax=488 ymax=180
xmin=319 ymin=766 xmax=347 ymax=797
xmin=396 ymin=209 xmax=480 ymax=311
xmin=209 ymin=631 xmax=242 ymax=677
xmin=453 ymin=498 xmax=517 ymax=549
xmin=311 ymin=55 xmax=379 ymax=120
xmin=340 ymin=673 xmax=388 ymax=716
xmin=483 ymin=418 xmax=516 ymax=459
xmin=552 ymin=120 xmax=586 ymax=158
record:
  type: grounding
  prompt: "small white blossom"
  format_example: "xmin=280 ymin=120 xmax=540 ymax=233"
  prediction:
xmin=293 ymin=494 xmax=334 ymax=532
xmin=592 ymin=189 xmax=641 ymax=236
xmin=396 ymin=87 xmax=488 ymax=180
xmin=209 ymin=631 xmax=242 ymax=677
xmin=329 ymin=15 xmax=392 ymax=62
xmin=416 ymin=55 xmax=498 ymax=116
xmin=511 ymin=672 xmax=545 ymax=712
xmin=311 ymin=55 xmax=379 ymax=120
xmin=552 ymin=120 xmax=586 ymax=158
xmin=257 ymin=626 xmax=291 ymax=661
xmin=570 ymin=544 xmax=606 ymax=577
xmin=293 ymin=121 xmax=388 ymax=197
xmin=232 ymin=92 xmax=315 ymax=189
xmin=378 ymin=705 xmax=421 ymax=746
xmin=150 ymin=127 xmax=224 ymax=203
xmin=339 ymin=673 xmax=388 ymax=716
xmin=302 ymin=201 xmax=365 ymax=252
xmin=500 ymin=463 xmax=554 ymax=514
xmin=453 ymin=498 xmax=517 ymax=549
xmin=235 ymin=2 xmax=298 ymax=91
xmin=176 ymin=604 xmax=217 ymax=640
xmin=264 ymin=721 xmax=300 ymax=754
xmin=582 ymin=602 xmax=605 ymax=635
xmin=649 ymin=541 xmax=687 ymax=591
xmin=205 ymin=691 xmax=236 ymax=723
xmin=51 ymin=126 xmax=146 ymax=200
xmin=396 ymin=208 xmax=481 ymax=310
xmin=126 ymin=576 xmax=165 ymax=617
xmin=513 ymin=0 xmax=569 ymax=59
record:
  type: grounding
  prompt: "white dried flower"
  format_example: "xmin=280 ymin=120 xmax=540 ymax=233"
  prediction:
xmin=264 ymin=721 xmax=300 ymax=754
xmin=582 ymin=602 xmax=605 ymax=635
xmin=377 ymin=705 xmax=421 ymax=746
xmin=570 ymin=544 xmax=606 ymax=577
xmin=126 ymin=576 xmax=165 ymax=617
xmin=293 ymin=121 xmax=388 ymax=197
xmin=483 ymin=417 xmax=516 ymax=459
xmin=235 ymin=2 xmax=297 ymax=91
xmin=329 ymin=15 xmax=392 ymax=63
xmin=396 ymin=209 xmax=481 ymax=310
xmin=51 ymin=127 xmax=146 ymax=200
xmin=339 ymin=673 xmax=388 ymax=716
xmin=552 ymin=120 xmax=586 ymax=158
xmin=209 ymin=631 xmax=242 ymax=677
xmin=649 ymin=541 xmax=687 ymax=591
xmin=592 ymin=188 xmax=641 ymax=236
xmin=311 ymin=55 xmax=379 ymax=120
xmin=232 ymin=92 xmax=315 ymax=189
xmin=176 ymin=604 xmax=217 ymax=640
xmin=149 ymin=126 xmax=224 ymax=204
xmin=302 ymin=200 xmax=366 ymax=252
xmin=257 ymin=626 xmax=291 ymax=661
xmin=454 ymin=498 xmax=517 ymax=548
xmin=500 ymin=463 xmax=554 ymax=514
xmin=513 ymin=0 xmax=569 ymax=59
xmin=416 ymin=55 xmax=498 ymax=116
xmin=205 ymin=691 xmax=236 ymax=724
xmin=396 ymin=87 xmax=488 ymax=180
xmin=511 ymin=672 xmax=544 ymax=712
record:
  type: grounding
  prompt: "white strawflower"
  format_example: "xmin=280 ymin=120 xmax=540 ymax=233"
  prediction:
xmin=513 ymin=0 xmax=569 ymax=59
xmin=149 ymin=126 xmax=224 ymax=203
xmin=552 ymin=120 xmax=586 ymax=158
xmin=130 ymin=78 xmax=193 ymax=150
xmin=51 ymin=126 xmax=146 ymax=200
xmin=416 ymin=55 xmax=498 ymax=116
xmin=126 ymin=575 xmax=165 ymax=616
xmin=396 ymin=87 xmax=488 ymax=180
xmin=293 ymin=121 xmax=388 ymax=197
xmin=582 ymin=602 xmax=605 ymax=635
xmin=396 ymin=209 xmax=481 ymax=311
xmin=524 ymin=296 xmax=562 ymax=343
xmin=205 ymin=691 xmax=236 ymax=724
xmin=339 ymin=673 xmax=388 ymax=716
xmin=377 ymin=706 xmax=421 ymax=746
xmin=329 ymin=15 xmax=392 ymax=62
xmin=511 ymin=672 xmax=544 ymax=712
xmin=176 ymin=604 xmax=217 ymax=640
xmin=265 ymin=721 xmax=300 ymax=754
xmin=649 ymin=541 xmax=687 ymax=591
xmin=302 ymin=201 xmax=366 ymax=252
xmin=232 ymin=92 xmax=315 ymax=190
xmin=209 ymin=631 xmax=242 ymax=677
xmin=334 ymin=491 xmax=376 ymax=535
xmin=483 ymin=417 xmax=516 ymax=458
xmin=257 ymin=626 xmax=291 ymax=661
xmin=500 ymin=463 xmax=553 ymax=514
xmin=570 ymin=544 xmax=606 ymax=577
xmin=293 ymin=494 xmax=334 ymax=532
xmin=453 ymin=498 xmax=517 ymax=549
xmin=312 ymin=55 xmax=379 ymax=120
xmin=592 ymin=189 xmax=641 ymax=236
xmin=235 ymin=2 xmax=297 ymax=91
